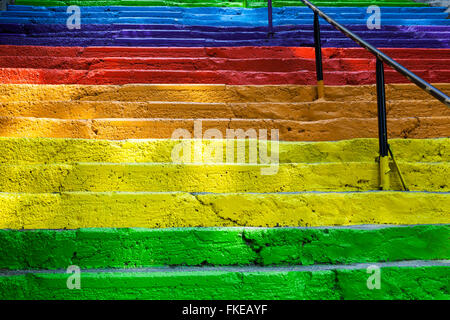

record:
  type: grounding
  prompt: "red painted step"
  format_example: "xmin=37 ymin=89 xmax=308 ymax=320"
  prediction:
xmin=1 ymin=46 xmax=450 ymax=59
xmin=0 ymin=46 xmax=448 ymax=85
xmin=0 ymin=56 xmax=447 ymax=72
xmin=3 ymin=68 xmax=449 ymax=85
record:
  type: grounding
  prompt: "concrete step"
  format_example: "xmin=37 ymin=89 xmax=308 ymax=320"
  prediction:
xmin=1 ymin=46 xmax=449 ymax=85
xmin=0 ymin=161 xmax=448 ymax=193
xmin=2 ymin=67 xmax=449 ymax=85
xmin=3 ymin=30 xmax=449 ymax=41
xmin=3 ymin=10 xmax=447 ymax=19
xmin=8 ymin=5 xmax=444 ymax=13
xmin=1 ymin=116 xmax=448 ymax=140
xmin=1 ymin=17 xmax=448 ymax=26
xmin=2 ymin=84 xmax=448 ymax=103
xmin=1 ymin=138 xmax=447 ymax=164
xmin=2 ymin=37 xmax=448 ymax=49
xmin=1 ymin=84 xmax=448 ymax=141
xmin=0 ymin=261 xmax=448 ymax=299
xmin=3 ymin=24 xmax=448 ymax=35
xmin=0 ymin=191 xmax=449 ymax=229
xmin=1 ymin=45 xmax=448 ymax=60
xmin=12 ymin=1 xmax=432 ymax=8
xmin=2 ymin=99 xmax=448 ymax=120
xmin=1 ymin=56 xmax=448 ymax=72
xmin=0 ymin=225 xmax=448 ymax=269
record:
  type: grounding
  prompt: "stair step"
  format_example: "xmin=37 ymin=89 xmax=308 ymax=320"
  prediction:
xmin=9 ymin=5 xmax=444 ymax=13
xmin=12 ymin=1 xmax=430 ymax=7
xmin=3 ymin=84 xmax=448 ymax=103
xmin=0 ymin=191 xmax=449 ymax=229
xmin=2 ymin=24 xmax=448 ymax=36
xmin=0 ymin=116 xmax=448 ymax=140
xmin=2 ymin=100 xmax=448 ymax=119
xmin=0 ymin=138 xmax=447 ymax=164
xmin=0 ymin=56 xmax=448 ymax=72
xmin=2 ymin=30 xmax=449 ymax=42
xmin=0 ymin=225 xmax=448 ymax=269
xmin=0 ymin=46 xmax=448 ymax=60
xmin=0 ymin=162 xmax=448 ymax=193
xmin=1 ymin=37 xmax=448 ymax=49
xmin=1 ymin=67 xmax=449 ymax=85
xmin=1 ymin=17 xmax=448 ymax=26
xmin=4 ymin=10 xmax=447 ymax=19
xmin=0 ymin=261 xmax=448 ymax=299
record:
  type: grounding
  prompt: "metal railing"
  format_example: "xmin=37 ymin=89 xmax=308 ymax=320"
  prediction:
xmin=296 ymin=0 xmax=450 ymax=191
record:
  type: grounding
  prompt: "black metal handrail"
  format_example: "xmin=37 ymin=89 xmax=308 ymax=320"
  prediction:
xmin=301 ymin=0 xmax=450 ymax=106
xmin=297 ymin=0 xmax=450 ymax=191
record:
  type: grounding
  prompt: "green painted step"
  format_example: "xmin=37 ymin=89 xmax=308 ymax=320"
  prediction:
xmin=14 ymin=0 xmax=428 ymax=7
xmin=0 ymin=262 xmax=447 ymax=300
xmin=0 ymin=138 xmax=448 ymax=164
xmin=1 ymin=191 xmax=449 ymax=229
xmin=0 ymin=162 xmax=447 ymax=193
xmin=0 ymin=225 xmax=448 ymax=270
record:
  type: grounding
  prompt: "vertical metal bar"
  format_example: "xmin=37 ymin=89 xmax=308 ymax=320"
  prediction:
xmin=376 ymin=58 xmax=390 ymax=190
xmin=267 ymin=0 xmax=274 ymax=37
xmin=314 ymin=12 xmax=324 ymax=99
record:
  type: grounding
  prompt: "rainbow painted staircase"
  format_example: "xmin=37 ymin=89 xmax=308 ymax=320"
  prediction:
xmin=0 ymin=0 xmax=449 ymax=300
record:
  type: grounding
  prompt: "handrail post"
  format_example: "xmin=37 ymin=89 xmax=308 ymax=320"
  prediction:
xmin=313 ymin=12 xmax=324 ymax=99
xmin=376 ymin=58 xmax=390 ymax=190
xmin=267 ymin=0 xmax=274 ymax=38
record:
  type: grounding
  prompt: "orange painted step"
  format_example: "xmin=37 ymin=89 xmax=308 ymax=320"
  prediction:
xmin=1 ymin=83 xmax=449 ymax=141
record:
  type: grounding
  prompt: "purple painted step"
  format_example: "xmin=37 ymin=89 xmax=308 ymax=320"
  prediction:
xmin=2 ymin=23 xmax=450 ymax=33
xmin=1 ymin=37 xmax=448 ymax=48
xmin=0 ymin=24 xmax=449 ymax=48
xmin=4 ymin=30 xmax=447 ymax=40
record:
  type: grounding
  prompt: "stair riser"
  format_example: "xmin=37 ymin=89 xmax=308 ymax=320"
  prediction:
xmin=2 ymin=31 xmax=449 ymax=42
xmin=1 ymin=226 xmax=448 ymax=269
xmin=2 ymin=84 xmax=447 ymax=102
xmin=8 ymin=5 xmax=443 ymax=13
xmin=0 ymin=116 xmax=448 ymax=141
xmin=1 ymin=192 xmax=449 ymax=229
xmin=2 ymin=100 xmax=448 ymax=119
xmin=0 ymin=162 xmax=448 ymax=193
xmin=12 ymin=1 xmax=430 ymax=7
xmin=1 ymin=138 xmax=448 ymax=164
xmin=3 ymin=24 xmax=449 ymax=34
xmin=1 ymin=68 xmax=449 ymax=85
xmin=0 ymin=57 xmax=447 ymax=72
xmin=1 ymin=45 xmax=449 ymax=60
xmin=0 ymin=265 xmax=448 ymax=300
xmin=2 ymin=37 xmax=449 ymax=48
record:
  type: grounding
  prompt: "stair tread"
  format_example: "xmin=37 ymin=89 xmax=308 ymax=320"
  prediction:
xmin=1 ymin=191 xmax=449 ymax=229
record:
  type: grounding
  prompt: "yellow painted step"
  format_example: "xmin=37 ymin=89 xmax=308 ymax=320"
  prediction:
xmin=0 ymin=137 xmax=448 ymax=164
xmin=0 ymin=191 xmax=448 ymax=229
xmin=0 ymin=162 xmax=448 ymax=193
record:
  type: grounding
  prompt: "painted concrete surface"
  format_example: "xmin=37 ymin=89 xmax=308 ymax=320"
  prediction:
xmin=0 ymin=263 xmax=448 ymax=299
xmin=1 ymin=190 xmax=449 ymax=229
xmin=0 ymin=138 xmax=447 ymax=164
xmin=1 ymin=225 xmax=448 ymax=269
